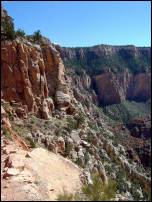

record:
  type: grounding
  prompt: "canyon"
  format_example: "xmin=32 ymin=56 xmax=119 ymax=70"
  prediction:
xmin=1 ymin=8 xmax=151 ymax=201
xmin=57 ymin=45 xmax=151 ymax=105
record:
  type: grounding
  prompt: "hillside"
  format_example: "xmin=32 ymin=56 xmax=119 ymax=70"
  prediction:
xmin=1 ymin=7 xmax=151 ymax=201
xmin=1 ymin=136 xmax=82 ymax=201
xmin=55 ymin=45 xmax=151 ymax=121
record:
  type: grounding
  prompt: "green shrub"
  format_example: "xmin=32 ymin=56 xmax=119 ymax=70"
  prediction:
xmin=57 ymin=174 xmax=117 ymax=201
xmin=130 ymin=179 xmax=143 ymax=201
xmin=115 ymin=168 xmax=127 ymax=193
xmin=75 ymin=113 xmax=85 ymax=128
xmin=57 ymin=190 xmax=74 ymax=201
xmin=1 ymin=126 xmax=11 ymax=140
xmin=75 ymin=157 xmax=84 ymax=168
xmin=25 ymin=136 xmax=36 ymax=148
xmin=32 ymin=30 xmax=42 ymax=42
xmin=66 ymin=117 xmax=77 ymax=132
xmin=15 ymin=29 xmax=26 ymax=37
xmin=26 ymin=35 xmax=33 ymax=41
xmin=82 ymin=174 xmax=116 ymax=201
xmin=66 ymin=113 xmax=85 ymax=132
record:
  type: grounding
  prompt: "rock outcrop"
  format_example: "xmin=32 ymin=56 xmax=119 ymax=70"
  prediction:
xmin=1 ymin=39 xmax=71 ymax=119
xmin=126 ymin=117 xmax=151 ymax=139
xmin=94 ymin=70 xmax=151 ymax=105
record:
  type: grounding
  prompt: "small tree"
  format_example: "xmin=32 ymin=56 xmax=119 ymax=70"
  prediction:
xmin=76 ymin=113 xmax=85 ymax=128
xmin=15 ymin=29 xmax=26 ymax=37
xmin=32 ymin=29 xmax=42 ymax=42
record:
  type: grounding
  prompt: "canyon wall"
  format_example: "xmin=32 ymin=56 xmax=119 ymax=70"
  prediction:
xmin=94 ymin=70 xmax=151 ymax=105
xmin=57 ymin=45 xmax=151 ymax=106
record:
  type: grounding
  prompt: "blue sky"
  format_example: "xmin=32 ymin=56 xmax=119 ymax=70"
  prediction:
xmin=2 ymin=1 xmax=151 ymax=47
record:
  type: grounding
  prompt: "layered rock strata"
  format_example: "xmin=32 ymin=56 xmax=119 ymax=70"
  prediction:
xmin=57 ymin=45 xmax=151 ymax=105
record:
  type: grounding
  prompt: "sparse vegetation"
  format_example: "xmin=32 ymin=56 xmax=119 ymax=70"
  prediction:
xmin=15 ymin=29 xmax=26 ymax=37
xmin=57 ymin=174 xmax=117 ymax=201
xmin=64 ymin=47 xmax=150 ymax=76
xmin=103 ymin=100 xmax=151 ymax=123
xmin=32 ymin=30 xmax=42 ymax=42
xmin=67 ymin=113 xmax=85 ymax=131
xmin=1 ymin=126 xmax=11 ymax=140
xmin=130 ymin=179 xmax=143 ymax=201
xmin=57 ymin=190 xmax=74 ymax=201
xmin=66 ymin=117 xmax=77 ymax=132
xmin=82 ymin=174 xmax=117 ymax=201
xmin=25 ymin=136 xmax=36 ymax=148
xmin=115 ymin=167 xmax=128 ymax=193
xmin=66 ymin=113 xmax=85 ymax=132
xmin=75 ymin=157 xmax=84 ymax=168
xmin=142 ymin=189 xmax=151 ymax=201
xmin=75 ymin=113 xmax=85 ymax=128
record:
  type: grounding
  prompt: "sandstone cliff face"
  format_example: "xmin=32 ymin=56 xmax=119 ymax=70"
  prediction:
xmin=57 ymin=45 xmax=151 ymax=106
xmin=1 ymin=39 xmax=71 ymax=118
xmin=94 ymin=70 xmax=151 ymax=105
xmin=127 ymin=73 xmax=151 ymax=102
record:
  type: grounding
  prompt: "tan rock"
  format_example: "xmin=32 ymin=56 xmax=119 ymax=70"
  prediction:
xmin=55 ymin=91 xmax=71 ymax=110
xmin=15 ymin=107 xmax=27 ymax=118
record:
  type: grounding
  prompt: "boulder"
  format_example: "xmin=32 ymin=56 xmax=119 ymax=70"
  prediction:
xmin=55 ymin=91 xmax=71 ymax=111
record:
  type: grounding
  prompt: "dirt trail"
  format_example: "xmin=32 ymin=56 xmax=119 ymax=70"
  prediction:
xmin=1 ymin=138 xmax=82 ymax=201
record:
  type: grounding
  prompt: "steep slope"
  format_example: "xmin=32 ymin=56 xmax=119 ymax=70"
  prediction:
xmin=57 ymin=45 xmax=151 ymax=105
xmin=1 ymin=8 xmax=151 ymax=201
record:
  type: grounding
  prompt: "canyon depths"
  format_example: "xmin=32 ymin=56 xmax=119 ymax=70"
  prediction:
xmin=1 ymin=8 xmax=151 ymax=201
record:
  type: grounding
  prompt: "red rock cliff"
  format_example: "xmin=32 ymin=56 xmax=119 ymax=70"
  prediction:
xmin=1 ymin=39 xmax=71 ymax=118
xmin=94 ymin=70 xmax=151 ymax=105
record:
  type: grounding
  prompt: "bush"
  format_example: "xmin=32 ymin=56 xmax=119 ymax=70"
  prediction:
xmin=32 ymin=30 xmax=42 ymax=42
xmin=66 ymin=113 xmax=85 ymax=132
xmin=75 ymin=157 xmax=84 ymax=168
xmin=82 ymin=174 xmax=116 ymax=201
xmin=57 ymin=190 xmax=74 ymax=201
xmin=25 ymin=136 xmax=36 ymax=148
xmin=15 ymin=29 xmax=26 ymax=37
xmin=115 ymin=168 xmax=127 ymax=193
xmin=75 ymin=113 xmax=85 ymax=128
xmin=57 ymin=174 xmax=117 ymax=201
xmin=66 ymin=117 xmax=77 ymax=132
xmin=1 ymin=126 xmax=11 ymax=140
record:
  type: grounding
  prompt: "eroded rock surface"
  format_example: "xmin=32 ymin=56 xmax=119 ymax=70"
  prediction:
xmin=1 ymin=39 xmax=71 ymax=119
